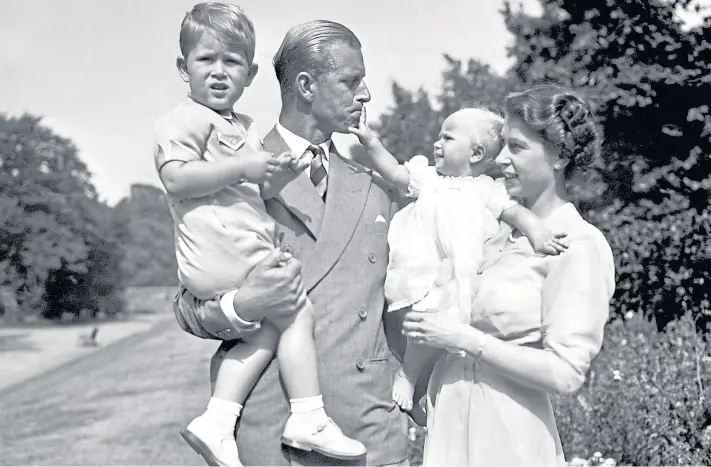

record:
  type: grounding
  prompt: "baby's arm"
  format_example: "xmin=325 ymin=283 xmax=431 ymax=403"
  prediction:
xmin=154 ymin=113 xmax=277 ymax=200
xmin=348 ymin=107 xmax=410 ymax=193
xmin=500 ymin=205 xmax=568 ymax=255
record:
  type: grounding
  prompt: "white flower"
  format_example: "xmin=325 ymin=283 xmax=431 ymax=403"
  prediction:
xmin=624 ymin=311 xmax=634 ymax=320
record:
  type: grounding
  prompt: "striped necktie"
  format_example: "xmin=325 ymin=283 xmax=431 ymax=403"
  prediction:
xmin=309 ymin=145 xmax=328 ymax=198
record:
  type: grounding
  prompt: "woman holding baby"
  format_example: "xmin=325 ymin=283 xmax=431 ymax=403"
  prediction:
xmin=402 ymin=84 xmax=616 ymax=466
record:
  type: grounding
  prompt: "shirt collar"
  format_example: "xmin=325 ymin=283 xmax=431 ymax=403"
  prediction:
xmin=275 ymin=123 xmax=331 ymax=160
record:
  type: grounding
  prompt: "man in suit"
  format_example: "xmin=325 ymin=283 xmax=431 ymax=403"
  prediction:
xmin=177 ymin=20 xmax=410 ymax=466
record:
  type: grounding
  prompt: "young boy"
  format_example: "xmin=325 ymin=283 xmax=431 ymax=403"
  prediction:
xmin=153 ymin=3 xmax=366 ymax=466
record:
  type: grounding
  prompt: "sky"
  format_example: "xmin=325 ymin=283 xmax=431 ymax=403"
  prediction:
xmin=3 ymin=0 xmax=704 ymax=206
xmin=0 ymin=0 xmax=548 ymax=204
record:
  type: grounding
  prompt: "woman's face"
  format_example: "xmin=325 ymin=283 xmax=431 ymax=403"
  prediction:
xmin=496 ymin=116 xmax=560 ymax=207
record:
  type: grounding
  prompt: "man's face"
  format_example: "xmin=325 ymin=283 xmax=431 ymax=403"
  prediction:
xmin=311 ymin=45 xmax=371 ymax=135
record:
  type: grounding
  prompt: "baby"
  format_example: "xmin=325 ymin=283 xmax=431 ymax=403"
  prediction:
xmin=153 ymin=3 xmax=366 ymax=466
xmin=349 ymin=106 xmax=567 ymax=424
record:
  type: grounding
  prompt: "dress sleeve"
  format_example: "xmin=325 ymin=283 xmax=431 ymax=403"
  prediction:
xmin=485 ymin=177 xmax=518 ymax=218
xmin=153 ymin=108 xmax=209 ymax=172
xmin=539 ymin=230 xmax=616 ymax=392
xmin=403 ymin=155 xmax=437 ymax=199
xmin=471 ymin=229 xmax=616 ymax=395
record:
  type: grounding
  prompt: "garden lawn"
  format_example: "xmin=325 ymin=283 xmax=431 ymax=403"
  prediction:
xmin=0 ymin=322 xmax=217 ymax=465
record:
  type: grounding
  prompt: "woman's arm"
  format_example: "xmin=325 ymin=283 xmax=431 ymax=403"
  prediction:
xmin=458 ymin=234 xmax=615 ymax=395
xmin=404 ymin=232 xmax=615 ymax=396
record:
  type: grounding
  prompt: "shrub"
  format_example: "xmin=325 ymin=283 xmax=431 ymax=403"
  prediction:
xmin=554 ymin=312 xmax=711 ymax=465
xmin=406 ymin=313 xmax=711 ymax=465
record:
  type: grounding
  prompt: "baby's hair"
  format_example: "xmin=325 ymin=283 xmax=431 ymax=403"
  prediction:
xmin=503 ymin=84 xmax=602 ymax=179
xmin=455 ymin=106 xmax=505 ymax=161
xmin=179 ymin=2 xmax=256 ymax=64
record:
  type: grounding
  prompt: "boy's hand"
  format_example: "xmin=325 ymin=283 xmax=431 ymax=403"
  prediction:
xmin=530 ymin=231 xmax=569 ymax=256
xmin=348 ymin=107 xmax=377 ymax=147
xmin=272 ymin=151 xmax=308 ymax=173
xmin=241 ymin=149 xmax=280 ymax=184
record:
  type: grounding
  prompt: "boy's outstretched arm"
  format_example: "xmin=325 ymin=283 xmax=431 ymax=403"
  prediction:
xmin=348 ymin=107 xmax=410 ymax=193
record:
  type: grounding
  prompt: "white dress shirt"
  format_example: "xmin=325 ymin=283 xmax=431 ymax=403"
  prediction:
xmin=275 ymin=123 xmax=330 ymax=177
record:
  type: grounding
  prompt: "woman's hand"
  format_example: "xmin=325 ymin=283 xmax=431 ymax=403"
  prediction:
xmin=402 ymin=307 xmax=470 ymax=353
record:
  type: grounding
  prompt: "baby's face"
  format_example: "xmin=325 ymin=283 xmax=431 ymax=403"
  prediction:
xmin=178 ymin=32 xmax=258 ymax=112
xmin=433 ymin=112 xmax=481 ymax=177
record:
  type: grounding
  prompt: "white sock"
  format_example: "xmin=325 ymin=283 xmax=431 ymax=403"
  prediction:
xmin=205 ymin=397 xmax=242 ymax=429
xmin=289 ymin=395 xmax=328 ymax=424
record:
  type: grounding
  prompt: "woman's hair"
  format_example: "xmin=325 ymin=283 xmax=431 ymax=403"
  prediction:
xmin=503 ymin=84 xmax=602 ymax=178
xmin=179 ymin=2 xmax=256 ymax=64
xmin=272 ymin=20 xmax=361 ymax=96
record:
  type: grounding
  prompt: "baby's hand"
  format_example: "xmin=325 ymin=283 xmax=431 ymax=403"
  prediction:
xmin=348 ymin=107 xmax=377 ymax=147
xmin=530 ymin=231 xmax=569 ymax=256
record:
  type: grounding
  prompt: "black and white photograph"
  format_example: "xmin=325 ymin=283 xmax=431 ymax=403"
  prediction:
xmin=1 ymin=0 xmax=711 ymax=465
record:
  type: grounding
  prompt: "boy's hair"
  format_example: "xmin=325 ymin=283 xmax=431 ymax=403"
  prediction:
xmin=179 ymin=2 xmax=256 ymax=64
xmin=456 ymin=107 xmax=505 ymax=160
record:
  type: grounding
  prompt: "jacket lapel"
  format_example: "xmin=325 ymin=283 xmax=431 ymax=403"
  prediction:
xmin=303 ymin=145 xmax=372 ymax=292
xmin=262 ymin=127 xmax=324 ymax=239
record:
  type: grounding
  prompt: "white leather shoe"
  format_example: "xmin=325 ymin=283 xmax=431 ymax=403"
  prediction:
xmin=281 ymin=416 xmax=367 ymax=460
xmin=180 ymin=415 xmax=242 ymax=467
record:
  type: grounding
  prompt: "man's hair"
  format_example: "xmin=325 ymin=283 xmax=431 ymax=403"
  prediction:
xmin=179 ymin=2 xmax=256 ymax=64
xmin=272 ymin=20 xmax=361 ymax=95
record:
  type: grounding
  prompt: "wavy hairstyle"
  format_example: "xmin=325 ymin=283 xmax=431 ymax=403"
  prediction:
xmin=272 ymin=20 xmax=361 ymax=96
xmin=179 ymin=2 xmax=256 ymax=64
xmin=503 ymin=84 xmax=602 ymax=179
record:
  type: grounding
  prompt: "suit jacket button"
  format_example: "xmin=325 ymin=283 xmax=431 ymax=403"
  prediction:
xmin=356 ymin=359 xmax=365 ymax=371
xmin=368 ymin=253 xmax=377 ymax=263
xmin=358 ymin=308 xmax=368 ymax=320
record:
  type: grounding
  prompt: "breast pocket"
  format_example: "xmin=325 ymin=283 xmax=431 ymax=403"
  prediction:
xmin=365 ymin=220 xmax=389 ymax=234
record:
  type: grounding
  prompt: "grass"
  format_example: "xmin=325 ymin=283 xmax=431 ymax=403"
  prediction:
xmin=0 ymin=322 xmax=216 ymax=465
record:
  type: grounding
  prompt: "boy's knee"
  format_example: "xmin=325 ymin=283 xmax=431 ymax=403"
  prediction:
xmin=243 ymin=322 xmax=280 ymax=352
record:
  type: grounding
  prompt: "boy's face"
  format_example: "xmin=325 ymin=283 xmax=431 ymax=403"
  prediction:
xmin=433 ymin=112 xmax=480 ymax=177
xmin=177 ymin=32 xmax=258 ymax=112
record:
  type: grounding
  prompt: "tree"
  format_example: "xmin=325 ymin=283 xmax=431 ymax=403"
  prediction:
xmin=0 ymin=113 xmax=125 ymax=321
xmin=502 ymin=0 xmax=711 ymax=327
xmin=114 ymin=184 xmax=178 ymax=286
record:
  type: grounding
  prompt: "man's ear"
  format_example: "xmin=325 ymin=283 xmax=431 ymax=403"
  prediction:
xmin=469 ymin=144 xmax=486 ymax=164
xmin=176 ymin=56 xmax=189 ymax=82
xmin=296 ymin=71 xmax=316 ymax=103
xmin=245 ymin=63 xmax=259 ymax=87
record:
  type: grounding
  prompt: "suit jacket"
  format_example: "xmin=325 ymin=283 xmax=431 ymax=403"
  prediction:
xmin=235 ymin=127 xmax=409 ymax=466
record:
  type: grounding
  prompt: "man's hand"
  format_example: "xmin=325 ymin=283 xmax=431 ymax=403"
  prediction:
xmin=348 ymin=107 xmax=377 ymax=147
xmin=232 ymin=249 xmax=306 ymax=326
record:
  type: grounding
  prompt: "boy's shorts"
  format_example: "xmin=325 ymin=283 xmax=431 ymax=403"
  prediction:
xmin=172 ymin=286 xmax=259 ymax=341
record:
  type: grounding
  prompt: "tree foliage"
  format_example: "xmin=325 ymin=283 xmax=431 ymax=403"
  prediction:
xmin=114 ymin=184 xmax=178 ymax=287
xmin=374 ymin=0 xmax=711 ymax=329
xmin=0 ymin=113 xmax=125 ymax=321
